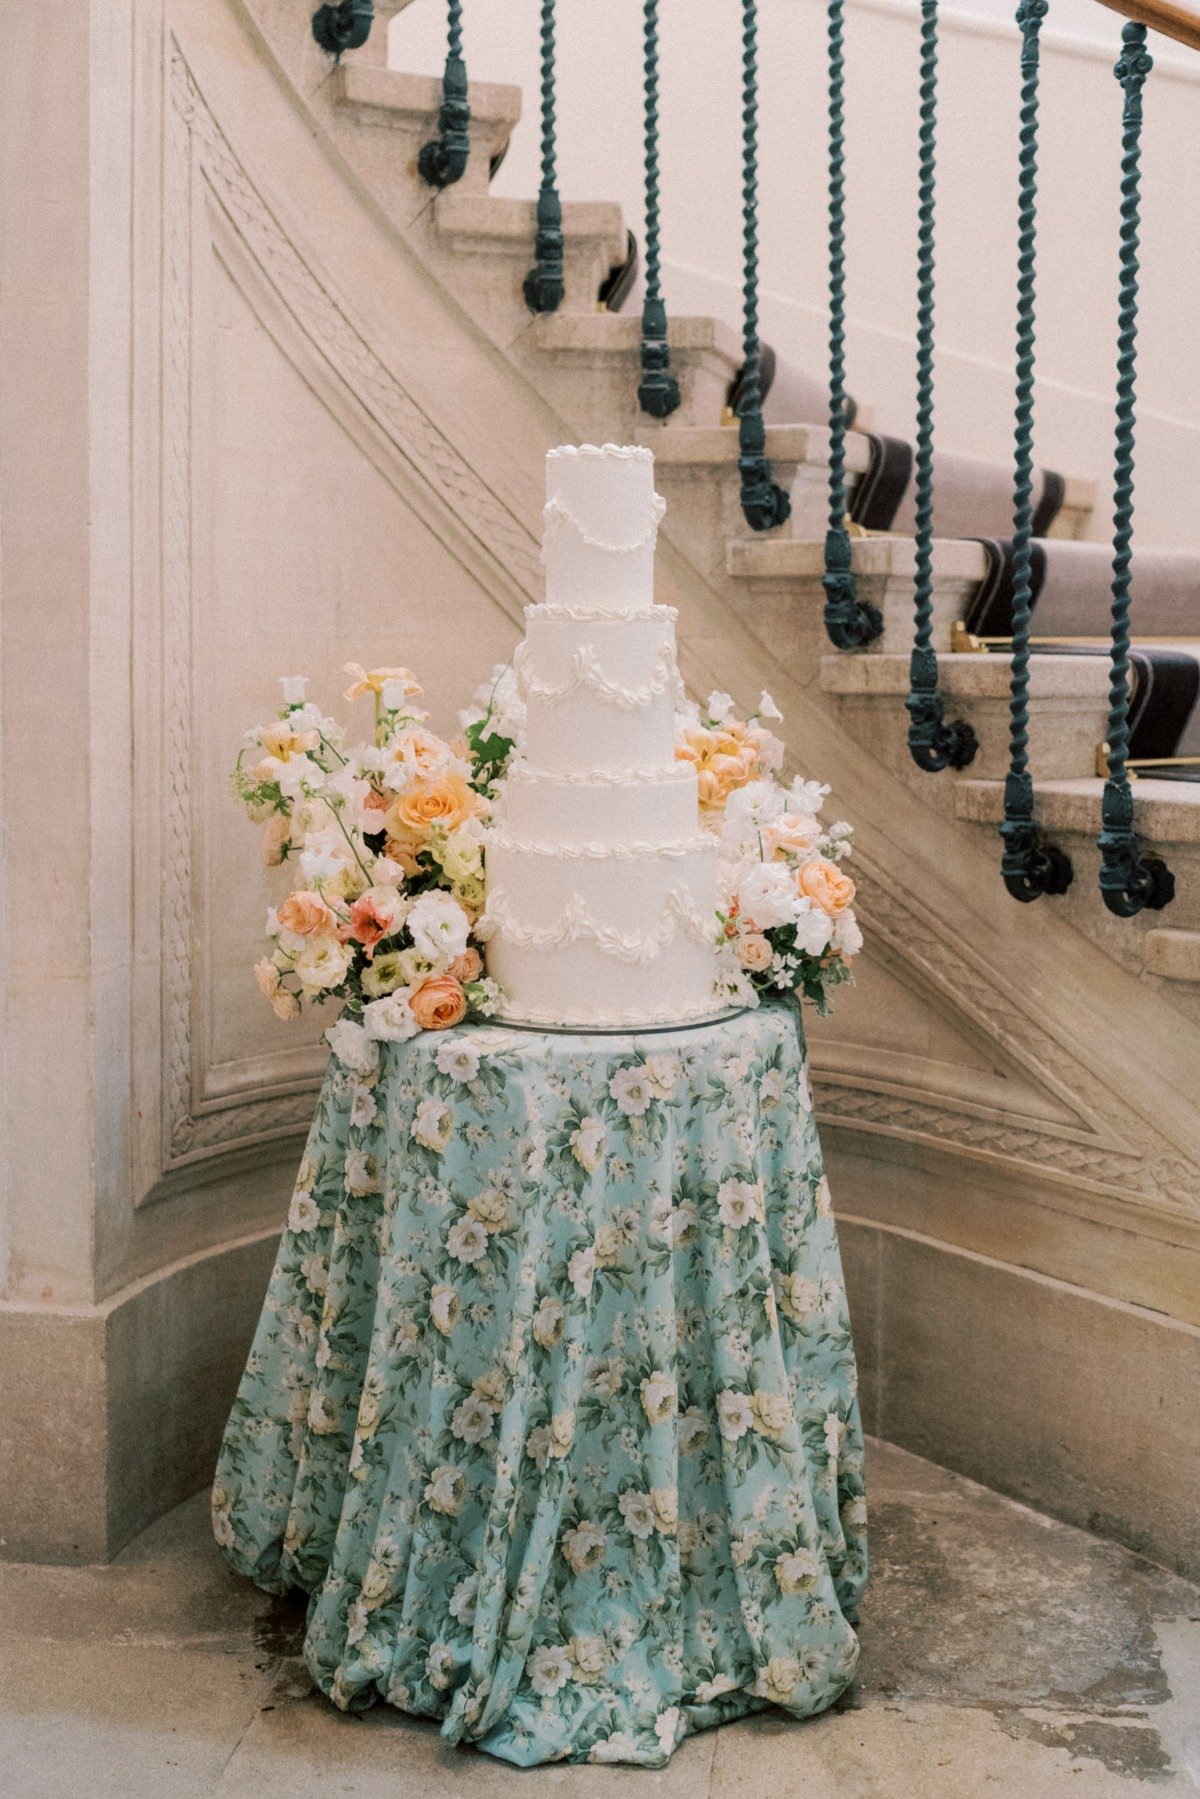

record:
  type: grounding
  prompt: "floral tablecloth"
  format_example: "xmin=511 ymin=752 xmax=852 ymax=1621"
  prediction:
xmin=212 ymin=999 xmax=867 ymax=1768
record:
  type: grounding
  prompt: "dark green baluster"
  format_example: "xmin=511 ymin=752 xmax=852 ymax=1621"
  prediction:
xmin=737 ymin=0 xmax=790 ymax=530
xmin=524 ymin=0 xmax=565 ymax=313
xmin=637 ymin=0 xmax=681 ymax=418
xmin=1098 ymin=24 xmax=1175 ymax=916
xmin=1000 ymin=0 xmax=1073 ymax=900
xmin=822 ymin=0 xmax=880 ymax=648
xmin=905 ymin=0 xmax=977 ymax=771
xmin=418 ymin=1 xmax=471 ymax=188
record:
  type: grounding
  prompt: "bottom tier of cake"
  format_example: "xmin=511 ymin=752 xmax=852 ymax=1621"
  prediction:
xmin=480 ymin=836 xmax=720 ymax=1029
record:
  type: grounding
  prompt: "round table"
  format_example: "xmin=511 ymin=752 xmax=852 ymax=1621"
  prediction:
xmin=212 ymin=999 xmax=867 ymax=1768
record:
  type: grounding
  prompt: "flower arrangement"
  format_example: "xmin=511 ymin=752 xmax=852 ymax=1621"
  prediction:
xmin=675 ymin=691 xmax=862 ymax=1015
xmin=234 ymin=665 xmax=506 ymax=1045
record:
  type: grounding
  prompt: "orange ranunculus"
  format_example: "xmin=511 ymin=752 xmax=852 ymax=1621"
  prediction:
xmin=409 ymin=975 xmax=468 ymax=1031
xmin=276 ymin=890 xmax=338 ymax=937
xmin=347 ymin=886 xmax=406 ymax=950
xmin=448 ymin=947 xmax=484 ymax=984
xmin=343 ymin=663 xmax=423 ymax=703
xmin=676 ymin=724 xmax=762 ymax=813
xmin=386 ymin=773 xmax=486 ymax=844
xmin=797 ymin=858 xmax=856 ymax=916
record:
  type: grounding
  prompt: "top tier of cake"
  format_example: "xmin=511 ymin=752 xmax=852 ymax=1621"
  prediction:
xmin=543 ymin=443 xmax=662 ymax=612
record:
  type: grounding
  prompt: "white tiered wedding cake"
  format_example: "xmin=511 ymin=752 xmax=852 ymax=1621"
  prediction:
xmin=481 ymin=444 xmax=720 ymax=1028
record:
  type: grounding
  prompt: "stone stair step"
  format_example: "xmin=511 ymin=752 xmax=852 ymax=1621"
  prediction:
xmin=729 ymin=534 xmax=986 ymax=654
xmin=425 ymin=192 xmax=627 ymax=345
xmin=822 ymin=650 xmax=1111 ymax=782
xmin=516 ymin=311 xmax=741 ymax=434
xmin=957 ymin=775 xmax=1200 ymax=842
xmin=333 ymin=65 xmax=522 ymax=199
xmin=1145 ymin=928 xmax=1200 ymax=982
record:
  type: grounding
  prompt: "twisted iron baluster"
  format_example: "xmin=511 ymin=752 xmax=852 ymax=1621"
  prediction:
xmin=1098 ymin=24 xmax=1175 ymax=916
xmin=905 ymin=0 xmax=978 ymax=771
xmin=418 ymin=1 xmax=470 ymax=188
xmin=737 ymin=0 xmax=790 ymax=530
xmin=822 ymin=0 xmax=881 ymax=648
xmin=637 ymin=0 xmax=681 ymax=418
xmin=1000 ymin=0 xmax=1073 ymax=900
xmin=524 ymin=0 xmax=565 ymax=313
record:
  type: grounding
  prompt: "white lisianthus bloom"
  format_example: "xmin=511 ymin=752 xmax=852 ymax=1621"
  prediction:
xmin=527 ymin=1643 xmax=571 ymax=1698
xmin=294 ymin=936 xmax=352 ymax=994
xmin=439 ymin=819 xmax=486 ymax=887
xmin=436 ymin=1038 xmax=481 ymax=1082
xmin=758 ymin=690 xmax=783 ymax=721
xmin=608 ymin=1066 xmax=653 ymax=1117
xmin=407 ymin=891 xmax=471 ymax=963
xmin=363 ymin=989 xmax=420 ymax=1042
xmin=717 ymin=1389 xmax=754 ymax=1442
xmin=412 ymin=1097 xmax=453 ymax=1152
xmin=737 ymin=861 xmax=803 ymax=931
xmin=706 ymin=690 xmax=736 ymax=722
xmin=326 ymin=1018 xmax=376 ymax=1073
xmin=792 ymin=901 xmax=835 ymax=957
xmin=569 ymin=1116 xmax=606 ymax=1172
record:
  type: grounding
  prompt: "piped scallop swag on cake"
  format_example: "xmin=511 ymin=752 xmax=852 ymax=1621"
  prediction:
xmin=232 ymin=444 xmax=862 ymax=1046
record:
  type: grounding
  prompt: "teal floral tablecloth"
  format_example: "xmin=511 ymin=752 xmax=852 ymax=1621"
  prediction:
xmin=212 ymin=1000 xmax=866 ymax=1768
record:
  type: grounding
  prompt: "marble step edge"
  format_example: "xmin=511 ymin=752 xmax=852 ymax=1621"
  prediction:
xmin=334 ymin=64 xmax=523 ymax=149
xmin=432 ymin=192 xmax=627 ymax=268
xmin=730 ymin=533 xmax=987 ymax=584
xmin=820 ymin=648 xmax=1111 ymax=701
xmin=525 ymin=310 xmax=743 ymax=374
xmin=956 ymin=776 xmax=1200 ymax=848
xmin=641 ymin=421 xmax=871 ymax=474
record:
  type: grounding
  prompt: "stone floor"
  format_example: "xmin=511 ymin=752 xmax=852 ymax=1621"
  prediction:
xmin=1 ymin=1439 xmax=1197 ymax=1797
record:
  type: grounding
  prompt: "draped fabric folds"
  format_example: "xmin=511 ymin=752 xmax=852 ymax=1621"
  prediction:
xmin=212 ymin=1002 xmax=866 ymax=1767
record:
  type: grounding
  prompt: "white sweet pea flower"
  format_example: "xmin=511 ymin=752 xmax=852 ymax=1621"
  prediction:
xmin=275 ymin=754 xmax=324 ymax=802
xmin=705 ymin=690 xmax=736 ymax=723
xmin=792 ymin=901 xmax=835 ymax=956
xmin=790 ymin=776 xmax=831 ymax=814
xmin=363 ymin=989 xmax=420 ymax=1042
xmin=280 ymin=676 xmax=308 ymax=705
xmin=406 ymin=891 xmax=471 ymax=963
xmin=299 ymin=827 xmax=356 ymax=887
xmin=758 ymin=690 xmax=783 ymax=721
xmin=737 ymin=861 xmax=803 ymax=931
xmin=832 ymin=910 xmax=863 ymax=956
xmin=459 ymin=661 xmax=526 ymax=745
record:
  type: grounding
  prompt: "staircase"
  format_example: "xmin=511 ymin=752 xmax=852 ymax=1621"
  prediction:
xmin=174 ymin=0 xmax=1200 ymax=1578
xmin=273 ymin=17 xmax=1200 ymax=996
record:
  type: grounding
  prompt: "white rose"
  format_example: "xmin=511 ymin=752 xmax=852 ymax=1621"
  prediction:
xmin=406 ymin=891 xmax=471 ymax=962
xmin=325 ymin=1018 xmax=376 ymax=1074
xmin=792 ymin=900 xmax=834 ymax=956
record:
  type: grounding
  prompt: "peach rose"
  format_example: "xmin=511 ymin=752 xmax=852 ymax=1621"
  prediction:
xmin=386 ymin=773 xmax=486 ymax=844
xmin=739 ymin=932 xmax=773 ymax=972
xmin=449 ymin=947 xmax=484 ymax=984
xmin=797 ymin=858 xmax=856 ymax=916
xmin=262 ymin=813 xmax=291 ymax=867
xmin=348 ymin=886 xmax=406 ymax=950
xmin=277 ymin=890 xmax=338 ymax=937
xmin=409 ymin=975 xmax=468 ymax=1032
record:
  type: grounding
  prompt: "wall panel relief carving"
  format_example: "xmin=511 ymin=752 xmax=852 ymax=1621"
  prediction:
xmin=138 ymin=42 xmax=539 ymax=1199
